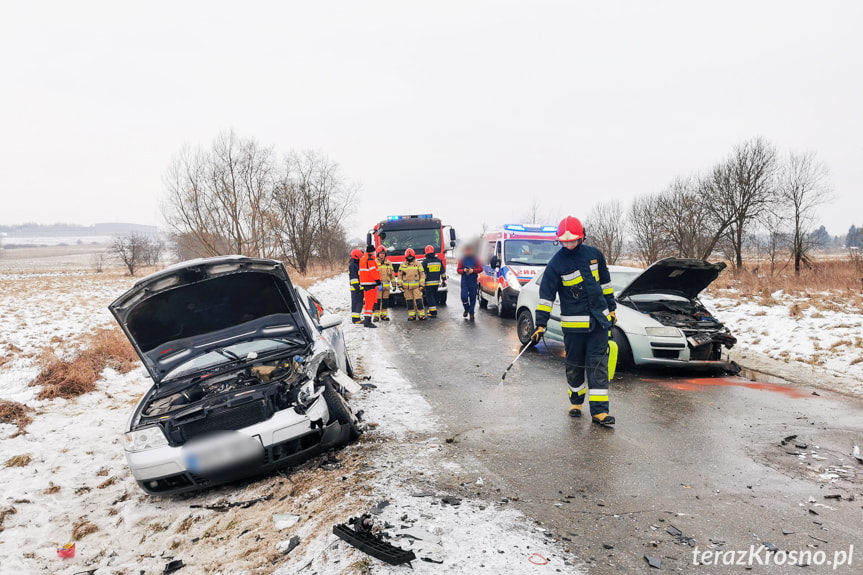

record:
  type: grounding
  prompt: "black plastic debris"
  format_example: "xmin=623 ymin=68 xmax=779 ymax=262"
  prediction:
xmin=369 ymin=500 xmax=391 ymax=515
xmin=795 ymin=443 xmax=809 ymax=449
xmin=762 ymin=542 xmax=778 ymax=552
xmin=281 ymin=535 xmax=301 ymax=555
xmin=441 ymin=496 xmax=462 ymax=506
xmin=333 ymin=516 xmax=416 ymax=566
xmin=191 ymin=495 xmax=271 ymax=511
xmin=644 ymin=554 xmax=662 ymax=569
xmin=72 ymin=571 xmax=97 ymax=575
xmin=422 ymin=557 xmax=444 ymax=564
xmin=782 ymin=529 xmax=794 ymax=535
xmin=319 ymin=455 xmax=342 ymax=470
xmin=823 ymin=494 xmax=841 ymax=500
xmin=666 ymin=526 xmax=682 ymax=537
xmin=781 ymin=435 xmax=798 ymax=445
xmin=163 ymin=560 xmax=185 ymax=574
xmin=360 ymin=383 xmax=377 ymax=389
xmin=602 ymin=543 xmax=614 ymax=550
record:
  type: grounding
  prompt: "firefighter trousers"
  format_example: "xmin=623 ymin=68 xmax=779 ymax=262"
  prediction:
xmin=403 ymin=287 xmax=425 ymax=319
xmin=424 ymin=285 xmax=439 ymax=317
xmin=564 ymin=328 xmax=610 ymax=417
xmin=375 ymin=286 xmax=390 ymax=320
xmin=350 ymin=290 xmax=363 ymax=323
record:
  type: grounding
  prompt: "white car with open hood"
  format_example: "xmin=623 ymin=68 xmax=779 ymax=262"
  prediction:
xmin=109 ymin=256 xmax=360 ymax=495
xmin=515 ymin=258 xmax=737 ymax=369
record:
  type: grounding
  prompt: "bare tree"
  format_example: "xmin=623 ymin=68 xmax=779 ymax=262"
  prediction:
xmin=702 ymin=138 xmax=779 ymax=268
xmin=653 ymin=177 xmax=718 ymax=259
xmin=627 ymin=193 xmax=667 ymax=266
xmin=111 ymin=233 xmax=148 ymax=276
xmin=270 ymin=151 xmax=356 ymax=273
xmin=585 ymin=200 xmax=625 ymax=264
xmin=162 ymin=131 xmax=278 ymax=258
xmin=91 ymin=251 xmax=106 ymax=273
xmin=521 ymin=200 xmax=558 ymax=225
xmin=142 ymin=238 xmax=165 ymax=266
xmin=779 ymin=151 xmax=833 ymax=275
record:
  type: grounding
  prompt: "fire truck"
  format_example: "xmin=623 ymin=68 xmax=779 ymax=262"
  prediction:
xmin=367 ymin=214 xmax=457 ymax=305
xmin=477 ymin=224 xmax=559 ymax=317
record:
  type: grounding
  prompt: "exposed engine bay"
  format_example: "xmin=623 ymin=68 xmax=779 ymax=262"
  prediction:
xmin=139 ymin=356 xmax=318 ymax=446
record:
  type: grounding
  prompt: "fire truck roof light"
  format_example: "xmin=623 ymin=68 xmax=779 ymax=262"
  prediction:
xmin=541 ymin=226 xmax=558 ymax=232
xmin=387 ymin=214 xmax=434 ymax=221
xmin=504 ymin=224 xmax=526 ymax=231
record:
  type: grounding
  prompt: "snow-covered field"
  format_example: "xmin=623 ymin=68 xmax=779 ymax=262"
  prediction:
xmin=0 ymin=268 xmax=580 ymax=574
xmin=704 ymin=289 xmax=863 ymax=394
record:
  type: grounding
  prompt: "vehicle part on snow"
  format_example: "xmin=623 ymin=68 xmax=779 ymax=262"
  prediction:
xmin=163 ymin=559 xmax=185 ymax=574
xmin=273 ymin=513 xmax=300 ymax=529
xmin=441 ymin=496 xmax=462 ymax=506
xmin=57 ymin=542 xmax=75 ymax=558
xmin=190 ymin=494 xmax=272 ymax=511
xmin=644 ymin=554 xmax=662 ymax=568
xmin=333 ymin=515 xmax=416 ymax=566
xmin=277 ymin=536 xmax=301 ymax=555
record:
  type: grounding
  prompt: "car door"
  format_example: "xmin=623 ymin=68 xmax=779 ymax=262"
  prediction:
xmin=298 ymin=288 xmax=349 ymax=372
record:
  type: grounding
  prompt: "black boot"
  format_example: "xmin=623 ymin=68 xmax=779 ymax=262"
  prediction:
xmin=591 ymin=414 xmax=615 ymax=426
xmin=363 ymin=317 xmax=377 ymax=328
xmin=463 ymin=310 xmax=469 ymax=318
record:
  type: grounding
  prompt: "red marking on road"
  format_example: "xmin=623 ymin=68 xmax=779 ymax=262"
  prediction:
xmin=528 ymin=553 xmax=550 ymax=565
xmin=653 ymin=377 xmax=810 ymax=398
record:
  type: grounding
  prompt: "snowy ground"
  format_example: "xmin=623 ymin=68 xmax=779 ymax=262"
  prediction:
xmin=703 ymin=289 xmax=863 ymax=395
xmin=0 ymin=268 xmax=581 ymax=574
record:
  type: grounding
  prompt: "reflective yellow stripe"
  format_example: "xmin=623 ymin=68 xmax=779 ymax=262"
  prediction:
xmin=562 ymin=276 xmax=584 ymax=287
xmin=561 ymin=321 xmax=590 ymax=328
xmin=425 ymin=281 xmax=440 ymax=286
xmin=602 ymin=287 xmax=614 ymax=295
xmin=561 ymin=270 xmax=582 ymax=286
xmin=589 ymin=395 xmax=609 ymax=402
xmin=427 ymin=264 xmax=442 ymax=272
xmin=592 ymin=271 xmax=600 ymax=281
xmin=537 ymin=304 xmax=552 ymax=312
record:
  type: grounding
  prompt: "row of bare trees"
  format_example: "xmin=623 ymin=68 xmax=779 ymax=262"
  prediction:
xmin=584 ymin=138 xmax=832 ymax=275
xmin=162 ymin=131 xmax=356 ymax=273
xmin=110 ymin=233 xmax=165 ymax=275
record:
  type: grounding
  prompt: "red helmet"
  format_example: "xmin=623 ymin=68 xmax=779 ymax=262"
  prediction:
xmin=424 ymin=245 xmax=435 ymax=255
xmin=350 ymin=248 xmax=363 ymax=259
xmin=376 ymin=245 xmax=387 ymax=254
xmin=557 ymin=216 xmax=585 ymax=242
xmin=405 ymin=248 xmax=416 ymax=258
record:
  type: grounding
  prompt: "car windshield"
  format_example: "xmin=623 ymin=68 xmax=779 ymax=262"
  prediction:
xmin=504 ymin=240 xmax=557 ymax=266
xmin=163 ymin=339 xmax=293 ymax=381
xmin=381 ymin=229 xmax=441 ymax=256
xmin=609 ymin=271 xmax=641 ymax=293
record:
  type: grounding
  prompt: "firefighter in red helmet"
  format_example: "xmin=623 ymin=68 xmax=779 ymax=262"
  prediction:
xmin=358 ymin=245 xmax=382 ymax=328
xmin=399 ymin=248 xmax=426 ymax=320
xmin=348 ymin=248 xmax=363 ymax=324
xmin=531 ymin=216 xmax=618 ymax=426
xmin=421 ymin=244 xmax=444 ymax=318
xmin=375 ymin=245 xmax=395 ymax=321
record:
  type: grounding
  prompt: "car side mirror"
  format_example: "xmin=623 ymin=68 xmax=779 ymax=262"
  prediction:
xmin=449 ymin=228 xmax=456 ymax=248
xmin=318 ymin=313 xmax=343 ymax=330
xmin=490 ymin=256 xmax=500 ymax=269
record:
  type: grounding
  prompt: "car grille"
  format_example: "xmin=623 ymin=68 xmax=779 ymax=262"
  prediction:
xmin=178 ymin=399 xmax=273 ymax=441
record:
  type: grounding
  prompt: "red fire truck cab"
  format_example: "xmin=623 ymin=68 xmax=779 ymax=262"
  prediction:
xmin=367 ymin=214 xmax=457 ymax=305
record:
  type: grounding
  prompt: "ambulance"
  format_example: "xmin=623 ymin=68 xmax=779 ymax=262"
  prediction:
xmin=477 ymin=224 xmax=559 ymax=317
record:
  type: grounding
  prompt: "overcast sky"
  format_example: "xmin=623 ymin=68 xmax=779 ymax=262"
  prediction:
xmin=2 ymin=1 xmax=861 ymax=241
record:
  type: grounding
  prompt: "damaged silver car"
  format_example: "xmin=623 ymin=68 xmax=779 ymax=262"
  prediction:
xmin=109 ymin=256 xmax=360 ymax=495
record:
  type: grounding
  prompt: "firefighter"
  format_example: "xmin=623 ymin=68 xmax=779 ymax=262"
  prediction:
xmin=375 ymin=246 xmax=395 ymax=321
xmin=457 ymin=244 xmax=482 ymax=320
xmin=348 ymin=248 xmax=363 ymax=324
xmin=531 ymin=216 xmax=618 ymax=426
xmin=358 ymin=245 xmax=382 ymax=328
xmin=399 ymin=248 xmax=426 ymax=320
xmin=421 ymin=245 xmax=444 ymax=318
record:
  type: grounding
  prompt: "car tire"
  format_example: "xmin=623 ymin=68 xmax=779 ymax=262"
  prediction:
xmin=611 ymin=327 xmax=634 ymax=371
xmin=321 ymin=376 xmax=360 ymax=441
xmin=496 ymin=290 xmax=514 ymax=318
xmin=516 ymin=308 xmax=535 ymax=346
xmin=478 ymin=289 xmax=488 ymax=309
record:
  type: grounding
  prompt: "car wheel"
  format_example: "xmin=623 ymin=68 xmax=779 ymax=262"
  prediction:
xmin=321 ymin=376 xmax=360 ymax=441
xmin=516 ymin=308 xmax=535 ymax=346
xmin=478 ymin=289 xmax=488 ymax=309
xmin=611 ymin=327 xmax=634 ymax=371
xmin=496 ymin=290 xmax=514 ymax=318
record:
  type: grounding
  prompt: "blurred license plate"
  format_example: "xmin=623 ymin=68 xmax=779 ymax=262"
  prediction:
xmin=183 ymin=431 xmax=263 ymax=475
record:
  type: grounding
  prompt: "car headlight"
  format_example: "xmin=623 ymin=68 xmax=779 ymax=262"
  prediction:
xmin=645 ymin=327 xmax=682 ymax=337
xmin=124 ymin=426 xmax=169 ymax=452
xmin=505 ymin=269 xmax=522 ymax=291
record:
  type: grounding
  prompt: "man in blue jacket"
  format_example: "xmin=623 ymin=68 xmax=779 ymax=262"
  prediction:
xmin=531 ymin=216 xmax=617 ymax=426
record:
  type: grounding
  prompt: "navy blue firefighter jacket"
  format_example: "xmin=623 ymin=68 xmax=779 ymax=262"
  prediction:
xmin=535 ymin=243 xmax=616 ymax=333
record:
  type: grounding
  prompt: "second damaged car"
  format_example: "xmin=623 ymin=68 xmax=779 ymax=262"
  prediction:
xmin=109 ymin=256 xmax=360 ymax=495
xmin=516 ymin=258 xmax=736 ymax=369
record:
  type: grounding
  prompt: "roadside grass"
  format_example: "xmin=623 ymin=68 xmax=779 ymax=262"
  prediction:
xmin=289 ymin=263 xmax=344 ymax=289
xmin=5 ymin=454 xmax=31 ymax=468
xmin=30 ymin=327 xmax=138 ymax=400
xmin=0 ymin=400 xmax=34 ymax=434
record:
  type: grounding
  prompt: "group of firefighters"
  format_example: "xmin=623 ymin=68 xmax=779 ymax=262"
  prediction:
xmin=347 ymin=215 xmax=616 ymax=427
xmin=349 ymin=243 xmax=475 ymax=325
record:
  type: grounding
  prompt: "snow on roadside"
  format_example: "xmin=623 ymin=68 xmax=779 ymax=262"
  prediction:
xmin=704 ymin=290 xmax=863 ymax=391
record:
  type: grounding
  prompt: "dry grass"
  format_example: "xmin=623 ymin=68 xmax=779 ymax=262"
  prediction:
xmin=30 ymin=327 xmax=138 ymax=400
xmin=289 ymin=264 xmax=343 ymax=289
xmin=43 ymin=482 xmax=61 ymax=495
xmin=710 ymin=258 xmax=863 ymax=297
xmin=0 ymin=507 xmax=16 ymax=533
xmin=0 ymin=400 xmax=34 ymax=433
xmin=5 ymin=454 xmax=32 ymax=467
xmin=71 ymin=518 xmax=99 ymax=540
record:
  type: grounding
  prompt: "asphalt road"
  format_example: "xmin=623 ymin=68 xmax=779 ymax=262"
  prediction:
xmin=376 ymin=287 xmax=863 ymax=574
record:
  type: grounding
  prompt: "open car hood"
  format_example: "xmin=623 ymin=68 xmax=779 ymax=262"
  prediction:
xmin=616 ymin=257 xmax=726 ymax=301
xmin=109 ymin=256 xmax=310 ymax=384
